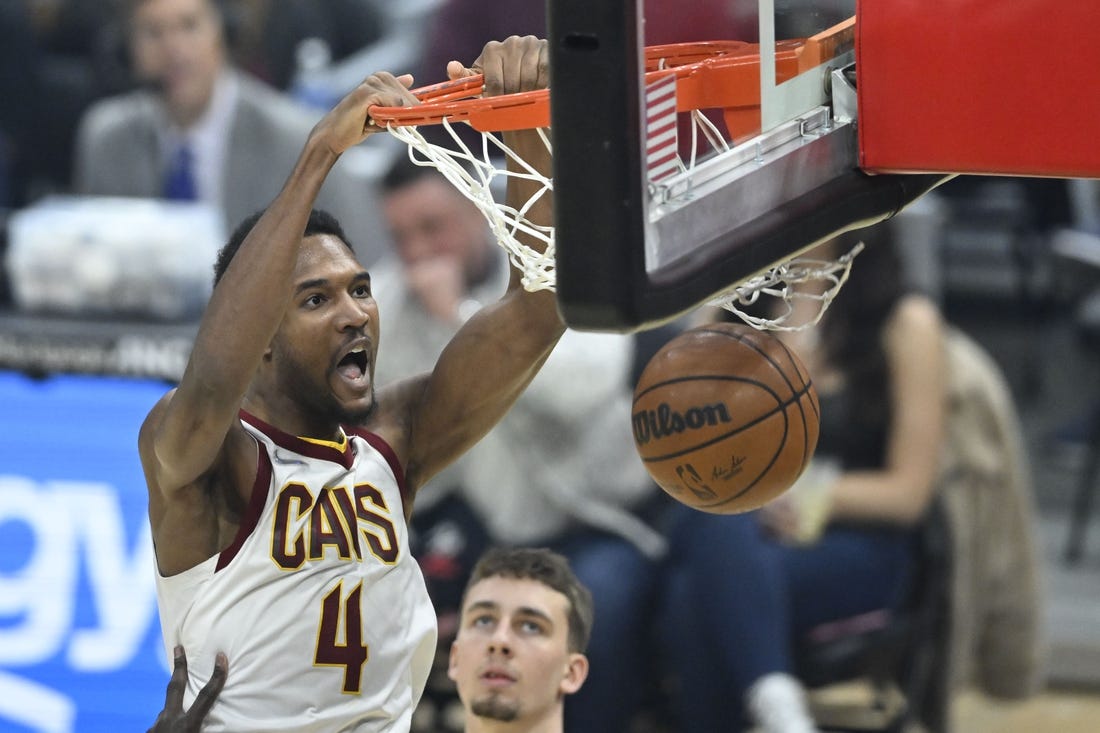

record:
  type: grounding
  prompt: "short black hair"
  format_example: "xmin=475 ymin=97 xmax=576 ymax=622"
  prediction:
xmin=213 ymin=208 xmax=352 ymax=286
xmin=464 ymin=547 xmax=594 ymax=654
xmin=125 ymin=0 xmax=240 ymax=53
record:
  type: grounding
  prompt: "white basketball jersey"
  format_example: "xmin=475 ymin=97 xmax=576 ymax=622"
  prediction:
xmin=155 ymin=411 xmax=437 ymax=732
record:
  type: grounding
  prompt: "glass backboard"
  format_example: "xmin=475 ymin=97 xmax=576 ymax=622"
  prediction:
xmin=548 ymin=0 xmax=950 ymax=331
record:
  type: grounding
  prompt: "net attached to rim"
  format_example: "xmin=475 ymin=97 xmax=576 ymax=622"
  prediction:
xmin=705 ymin=241 xmax=864 ymax=331
xmin=385 ymin=120 xmax=556 ymax=292
xmin=368 ymin=37 xmax=861 ymax=330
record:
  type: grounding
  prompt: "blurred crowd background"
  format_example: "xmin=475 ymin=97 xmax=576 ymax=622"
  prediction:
xmin=2 ymin=1 xmax=1100 ymax=732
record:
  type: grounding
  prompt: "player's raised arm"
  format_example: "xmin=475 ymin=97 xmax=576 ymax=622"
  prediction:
xmin=141 ymin=72 xmax=418 ymax=494
xmin=395 ymin=36 xmax=565 ymax=493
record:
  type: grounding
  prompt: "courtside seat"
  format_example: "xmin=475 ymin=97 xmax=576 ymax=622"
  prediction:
xmin=796 ymin=499 xmax=953 ymax=733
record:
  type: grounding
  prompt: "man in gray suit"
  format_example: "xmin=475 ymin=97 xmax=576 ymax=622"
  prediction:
xmin=73 ymin=0 xmax=387 ymax=265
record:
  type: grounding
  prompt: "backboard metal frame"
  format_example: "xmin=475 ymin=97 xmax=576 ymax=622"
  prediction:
xmin=548 ymin=1 xmax=949 ymax=332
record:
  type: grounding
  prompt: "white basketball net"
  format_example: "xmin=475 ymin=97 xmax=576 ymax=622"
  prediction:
xmin=383 ymin=110 xmax=861 ymax=331
xmin=706 ymin=241 xmax=864 ymax=331
xmin=385 ymin=120 xmax=556 ymax=293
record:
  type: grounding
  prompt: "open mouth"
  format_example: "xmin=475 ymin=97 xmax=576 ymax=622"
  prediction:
xmin=336 ymin=346 xmax=369 ymax=382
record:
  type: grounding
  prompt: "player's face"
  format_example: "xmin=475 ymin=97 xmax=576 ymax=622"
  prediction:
xmin=448 ymin=577 xmax=587 ymax=727
xmin=129 ymin=0 xmax=225 ymax=121
xmin=270 ymin=235 xmax=380 ymax=425
xmin=383 ymin=176 xmax=491 ymax=274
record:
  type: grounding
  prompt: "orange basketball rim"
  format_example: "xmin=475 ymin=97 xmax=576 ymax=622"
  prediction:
xmin=368 ymin=18 xmax=855 ymax=139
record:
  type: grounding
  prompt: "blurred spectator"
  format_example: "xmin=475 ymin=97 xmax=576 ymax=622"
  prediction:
xmin=656 ymin=225 xmax=950 ymax=733
xmin=417 ymin=0 xmax=758 ymax=86
xmin=287 ymin=0 xmax=447 ymax=112
xmin=229 ymin=0 xmax=385 ymax=91
xmin=373 ymin=156 xmax=667 ymax=733
xmin=0 ymin=2 xmax=38 ymax=208
xmin=0 ymin=1 xmax=126 ymax=206
xmin=72 ymin=0 xmax=388 ymax=265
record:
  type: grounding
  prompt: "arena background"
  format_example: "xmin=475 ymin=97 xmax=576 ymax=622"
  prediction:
xmin=0 ymin=370 xmax=170 ymax=731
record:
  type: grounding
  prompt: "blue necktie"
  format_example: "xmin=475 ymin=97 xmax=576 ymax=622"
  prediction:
xmin=163 ymin=144 xmax=197 ymax=201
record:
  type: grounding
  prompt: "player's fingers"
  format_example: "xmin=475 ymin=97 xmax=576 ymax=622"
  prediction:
xmin=446 ymin=60 xmax=476 ymax=81
xmin=521 ymin=37 xmax=550 ymax=91
xmin=185 ymin=652 xmax=228 ymax=722
xmin=163 ymin=646 xmax=188 ymax=713
xmin=363 ymin=71 xmax=418 ymax=106
xmin=536 ymin=42 xmax=550 ymax=90
xmin=474 ymin=42 xmax=504 ymax=98
xmin=496 ymin=36 xmax=544 ymax=95
xmin=362 ymin=72 xmax=419 ymax=131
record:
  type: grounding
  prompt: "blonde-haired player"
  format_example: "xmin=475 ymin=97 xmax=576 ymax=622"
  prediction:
xmin=450 ymin=548 xmax=593 ymax=733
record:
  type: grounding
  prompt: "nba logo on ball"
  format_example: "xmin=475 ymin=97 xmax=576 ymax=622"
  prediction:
xmin=632 ymin=323 xmax=820 ymax=513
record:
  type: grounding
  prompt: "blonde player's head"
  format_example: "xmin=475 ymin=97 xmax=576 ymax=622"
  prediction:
xmin=448 ymin=548 xmax=592 ymax=728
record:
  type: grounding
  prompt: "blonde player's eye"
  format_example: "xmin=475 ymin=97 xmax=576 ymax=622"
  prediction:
xmin=518 ymin=619 xmax=545 ymax=635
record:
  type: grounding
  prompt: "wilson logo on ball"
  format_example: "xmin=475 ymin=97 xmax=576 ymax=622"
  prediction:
xmin=631 ymin=402 xmax=732 ymax=445
xmin=631 ymin=323 xmax=819 ymax=514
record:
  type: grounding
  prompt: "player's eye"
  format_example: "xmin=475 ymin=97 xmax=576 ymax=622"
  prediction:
xmin=303 ymin=294 xmax=325 ymax=308
xmin=518 ymin=619 xmax=545 ymax=635
xmin=352 ymin=284 xmax=372 ymax=298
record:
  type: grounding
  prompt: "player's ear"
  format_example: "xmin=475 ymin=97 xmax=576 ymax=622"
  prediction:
xmin=447 ymin=640 xmax=460 ymax=683
xmin=559 ymin=652 xmax=588 ymax=695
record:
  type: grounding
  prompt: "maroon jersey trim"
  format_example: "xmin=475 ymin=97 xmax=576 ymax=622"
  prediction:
xmin=239 ymin=409 xmax=355 ymax=470
xmin=216 ymin=444 xmax=272 ymax=572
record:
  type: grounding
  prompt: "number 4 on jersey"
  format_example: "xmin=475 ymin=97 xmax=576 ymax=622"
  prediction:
xmin=315 ymin=580 xmax=369 ymax=693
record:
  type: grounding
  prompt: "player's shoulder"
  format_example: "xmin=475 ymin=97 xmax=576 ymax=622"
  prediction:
xmin=139 ymin=388 xmax=177 ymax=437
xmin=79 ymin=89 xmax=156 ymax=139
xmin=357 ymin=374 xmax=431 ymax=456
xmin=136 ymin=388 xmax=178 ymax=483
xmin=137 ymin=386 xmax=248 ymax=450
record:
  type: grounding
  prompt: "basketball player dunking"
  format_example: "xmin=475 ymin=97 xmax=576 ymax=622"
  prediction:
xmin=139 ymin=36 xmax=559 ymax=731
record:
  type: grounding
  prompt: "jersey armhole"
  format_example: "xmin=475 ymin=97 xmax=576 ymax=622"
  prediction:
xmin=216 ymin=439 xmax=272 ymax=572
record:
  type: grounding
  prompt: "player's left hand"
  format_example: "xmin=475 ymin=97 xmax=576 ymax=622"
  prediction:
xmin=147 ymin=646 xmax=228 ymax=733
xmin=314 ymin=71 xmax=418 ymax=156
xmin=447 ymin=36 xmax=551 ymax=178
xmin=447 ymin=35 xmax=549 ymax=96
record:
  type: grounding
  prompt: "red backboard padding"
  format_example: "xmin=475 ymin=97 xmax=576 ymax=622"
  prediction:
xmin=856 ymin=1 xmax=1100 ymax=178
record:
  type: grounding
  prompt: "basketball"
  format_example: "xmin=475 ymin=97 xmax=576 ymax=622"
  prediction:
xmin=632 ymin=322 xmax=820 ymax=513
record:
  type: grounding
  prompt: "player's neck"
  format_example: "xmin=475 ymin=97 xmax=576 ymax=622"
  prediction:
xmin=241 ymin=393 xmax=343 ymax=444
